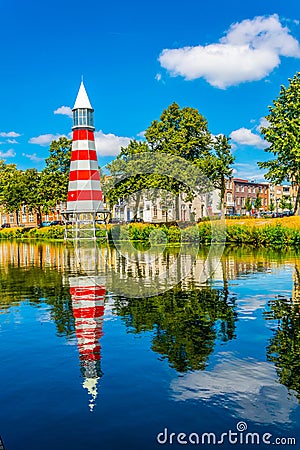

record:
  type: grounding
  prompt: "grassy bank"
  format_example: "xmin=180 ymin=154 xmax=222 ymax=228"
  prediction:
xmin=1 ymin=217 xmax=300 ymax=248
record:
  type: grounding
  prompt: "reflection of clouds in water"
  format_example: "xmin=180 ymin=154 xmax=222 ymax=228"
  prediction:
xmin=236 ymin=295 xmax=267 ymax=320
xmin=103 ymin=295 xmax=117 ymax=322
xmin=171 ymin=353 xmax=298 ymax=424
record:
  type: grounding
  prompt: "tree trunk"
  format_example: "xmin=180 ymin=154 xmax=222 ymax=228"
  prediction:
xmin=294 ymin=186 xmax=300 ymax=215
xmin=134 ymin=192 xmax=141 ymax=219
xmin=15 ymin=210 xmax=19 ymax=226
xmin=37 ymin=206 xmax=42 ymax=226
xmin=220 ymin=177 xmax=226 ymax=220
xmin=175 ymin=195 xmax=180 ymax=221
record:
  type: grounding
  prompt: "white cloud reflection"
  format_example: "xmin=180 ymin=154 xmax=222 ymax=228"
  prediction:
xmin=171 ymin=353 xmax=298 ymax=423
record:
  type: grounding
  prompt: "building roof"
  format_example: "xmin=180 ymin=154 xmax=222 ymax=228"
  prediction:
xmin=73 ymin=81 xmax=93 ymax=110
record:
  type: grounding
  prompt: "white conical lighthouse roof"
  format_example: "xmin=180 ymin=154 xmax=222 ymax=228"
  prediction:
xmin=73 ymin=81 xmax=93 ymax=110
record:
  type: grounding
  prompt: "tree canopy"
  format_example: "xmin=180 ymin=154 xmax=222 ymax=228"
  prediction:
xmin=258 ymin=72 xmax=300 ymax=212
xmin=106 ymin=102 xmax=234 ymax=217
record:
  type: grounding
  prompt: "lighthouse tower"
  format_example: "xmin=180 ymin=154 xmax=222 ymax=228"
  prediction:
xmin=65 ymin=81 xmax=109 ymax=240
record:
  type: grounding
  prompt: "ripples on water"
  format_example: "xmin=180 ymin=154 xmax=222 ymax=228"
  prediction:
xmin=0 ymin=242 xmax=299 ymax=449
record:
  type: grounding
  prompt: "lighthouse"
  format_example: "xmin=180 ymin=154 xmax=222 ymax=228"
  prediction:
xmin=65 ymin=81 xmax=109 ymax=240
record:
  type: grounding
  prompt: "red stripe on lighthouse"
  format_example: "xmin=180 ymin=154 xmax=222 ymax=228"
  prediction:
xmin=73 ymin=130 xmax=95 ymax=141
xmin=71 ymin=150 xmax=97 ymax=161
xmin=69 ymin=170 xmax=100 ymax=181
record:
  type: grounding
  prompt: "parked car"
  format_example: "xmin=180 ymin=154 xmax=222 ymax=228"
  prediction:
xmin=130 ymin=217 xmax=144 ymax=223
xmin=49 ymin=220 xmax=64 ymax=226
xmin=1 ymin=223 xmax=10 ymax=228
xmin=38 ymin=221 xmax=52 ymax=228
xmin=108 ymin=218 xmax=123 ymax=224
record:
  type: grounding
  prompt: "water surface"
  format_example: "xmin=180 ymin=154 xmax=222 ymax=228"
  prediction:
xmin=0 ymin=242 xmax=299 ymax=449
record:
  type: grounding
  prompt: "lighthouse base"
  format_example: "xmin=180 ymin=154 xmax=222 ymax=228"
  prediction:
xmin=63 ymin=211 xmax=110 ymax=242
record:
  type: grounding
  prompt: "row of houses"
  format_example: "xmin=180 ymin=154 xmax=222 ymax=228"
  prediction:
xmin=111 ymin=178 xmax=298 ymax=222
xmin=0 ymin=178 xmax=298 ymax=227
xmin=225 ymin=178 xmax=297 ymax=216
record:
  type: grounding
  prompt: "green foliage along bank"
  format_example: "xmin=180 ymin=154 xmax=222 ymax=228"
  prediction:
xmin=2 ymin=221 xmax=300 ymax=249
xmin=106 ymin=222 xmax=300 ymax=249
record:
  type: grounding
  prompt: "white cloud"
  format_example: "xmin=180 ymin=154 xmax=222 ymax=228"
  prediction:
xmin=94 ymin=130 xmax=132 ymax=156
xmin=159 ymin=14 xmax=300 ymax=88
xmin=7 ymin=139 xmax=18 ymax=144
xmin=29 ymin=133 xmax=66 ymax=146
xmin=137 ymin=130 xmax=146 ymax=138
xmin=0 ymin=131 xmax=21 ymax=138
xmin=22 ymin=152 xmax=44 ymax=163
xmin=54 ymin=106 xmax=73 ymax=118
xmin=233 ymin=162 xmax=266 ymax=181
xmin=230 ymin=127 xmax=266 ymax=148
xmin=155 ymin=73 xmax=162 ymax=81
xmin=0 ymin=149 xmax=16 ymax=158
xmin=256 ymin=117 xmax=270 ymax=132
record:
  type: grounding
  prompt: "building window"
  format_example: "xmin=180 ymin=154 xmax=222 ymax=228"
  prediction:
xmin=241 ymin=186 xmax=244 ymax=193
xmin=29 ymin=214 xmax=34 ymax=223
xmin=227 ymin=193 xmax=232 ymax=203
xmin=236 ymin=186 xmax=239 ymax=192
xmin=236 ymin=198 xmax=240 ymax=206
xmin=9 ymin=214 xmax=14 ymax=223
xmin=22 ymin=214 xmax=26 ymax=223
xmin=153 ymin=207 xmax=157 ymax=218
xmin=241 ymin=197 xmax=245 ymax=206
xmin=22 ymin=205 xmax=26 ymax=214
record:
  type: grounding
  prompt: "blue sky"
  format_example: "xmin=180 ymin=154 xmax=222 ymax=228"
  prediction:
xmin=0 ymin=0 xmax=299 ymax=180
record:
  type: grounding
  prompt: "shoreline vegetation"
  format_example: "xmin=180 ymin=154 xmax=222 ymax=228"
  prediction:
xmin=1 ymin=216 xmax=300 ymax=249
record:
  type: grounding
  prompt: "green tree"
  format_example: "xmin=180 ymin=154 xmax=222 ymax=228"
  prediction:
xmin=258 ymin=72 xmax=300 ymax=213
xmin=245 ymin=196 xmax=252 ymax=213
xmin=145 ymin=102 xmax=211 ymax=160
xmin=269 ymin=198 xmax=275 ymax=212
xmin=279 ymin=197 xmax=288 ymax=211
xmin=0 ymin=161 xmax=26 ymax=225
xmin=41 ymin=137 xmax=72 ymax=208
xmin=254 ymin=193 xmax=262 ymax=211
xmin=201 ymin=135 xmax=235 ymax=218
xmin=106 ymin=103 xmax=234 ymax=220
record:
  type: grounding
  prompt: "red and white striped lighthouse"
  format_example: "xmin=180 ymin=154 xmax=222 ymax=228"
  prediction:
xmin=66 ymin=81 xmax=103 ymax=213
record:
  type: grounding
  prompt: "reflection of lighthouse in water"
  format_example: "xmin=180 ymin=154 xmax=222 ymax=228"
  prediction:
xmin=70 ymin=274 xmax=106 ymax=411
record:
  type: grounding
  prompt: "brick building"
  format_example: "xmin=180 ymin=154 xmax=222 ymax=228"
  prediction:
xmin=225 ymin=178 xmax=269 ymax=215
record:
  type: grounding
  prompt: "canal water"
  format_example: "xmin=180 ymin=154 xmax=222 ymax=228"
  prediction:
xmin=0 ymin=241 xmax=299 ymax=449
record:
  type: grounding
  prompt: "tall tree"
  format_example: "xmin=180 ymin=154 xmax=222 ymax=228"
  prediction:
xmin=258 ymin=72 xmax=300 ymax=213
xmin=201 ymin=135 xmax=235 ymax=218
xmin=41 ymin=137 xmax=72 ymax=208
xmin=245 ymin=196 xmax=252 ymax=214
xmin=0 ymin=161 xmax=25 ymax=225
xmin=254 ymin=193 xmax=262 ymax=211
xmin=106 ymin=103 xmax=234 ymax=220
xmin=145 ymin=102 xmax=211 ymax=160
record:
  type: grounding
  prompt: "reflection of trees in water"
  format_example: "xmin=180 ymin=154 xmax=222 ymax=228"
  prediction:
xmin=265 ymin=294 xmax=300 ymax=401
xmin=0 ymin=264 xmax=74 ymax=338
xmin=114 ymin=284 xmax=237 ymax=372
